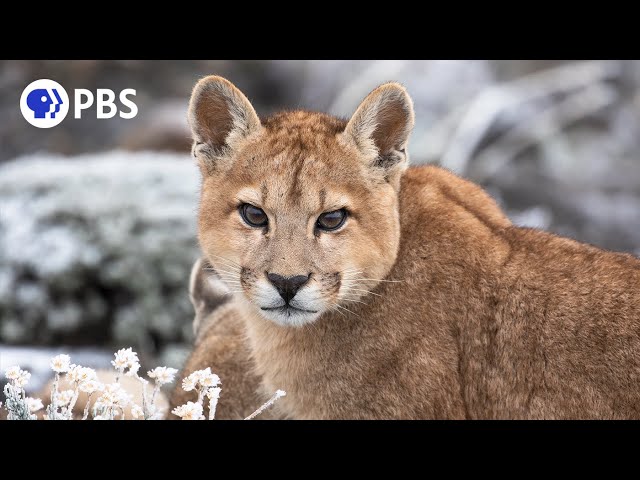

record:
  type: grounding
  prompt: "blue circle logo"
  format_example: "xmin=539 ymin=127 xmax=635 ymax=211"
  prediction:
xmin=20 ymin=79 xmax=70 ymax=128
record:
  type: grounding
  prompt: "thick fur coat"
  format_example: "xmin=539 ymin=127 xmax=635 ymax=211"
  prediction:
xmin=170 ymin=76 xmax=640 ymax=419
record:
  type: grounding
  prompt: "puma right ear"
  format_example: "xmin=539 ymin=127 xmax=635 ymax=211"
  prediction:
xmin=188 ymin=76 xmax=262 ymax=173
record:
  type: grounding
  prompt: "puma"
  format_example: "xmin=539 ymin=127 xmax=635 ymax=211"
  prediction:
xmin=170 ymin=75 xmax=640 ymax=419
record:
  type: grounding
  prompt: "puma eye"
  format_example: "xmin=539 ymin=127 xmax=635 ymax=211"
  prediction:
xmin=239 ymin=204 xmax=268 ymax=228
xmin=316 ymin=209 xmax=347 ymax=232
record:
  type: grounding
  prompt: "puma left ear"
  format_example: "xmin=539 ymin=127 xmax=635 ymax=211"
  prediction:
xmin=342 ymin=82 xmax=415 ymax=177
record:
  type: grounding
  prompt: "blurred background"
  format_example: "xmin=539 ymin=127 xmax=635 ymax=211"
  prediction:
xmin=1 ymin=60 xmax=640 ymax=392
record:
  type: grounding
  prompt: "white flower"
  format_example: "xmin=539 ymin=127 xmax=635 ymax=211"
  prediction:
xmin=96 ymin=383 xmax=132 ymax=409
xmin=79 ymin=367 xmax=97 ymax=382
xmin=50 ymin=354 xmax=71 ymax=373
xmin=5 ymin=366 xmax=29 ymax=388
xmin=182 ymin=376 xmax=197 ymax=392
xmin=181 ymin=367 xmax=220 ymax=391
xmin=25 ymin=397 xmax=44 ymax=412
xmin=68 ymin=365 xmax=97 ymax=384
xmin=130 ymin=404 xmax=144 ymax=419
xmin=66 ymin=364 xmax=78 ymax=381
xmin=172 ymin=401 xmax=204 ymax=420
xmin=111 ymin=347 xmax=139 ymax=371
xmin=4 ymin=366 xmax=21 ymax=380
xmin=200 ymin=371 xmax=220 ymax=388
xmin=14 ymin=370 xmax=31 ymax=389
xmin=147 ymin=366 xmax=178 ymax=386
xmin=192 ymin=367 xmax=210 ymax=381
xmin=79 ymin=380 xmax=103 ymax=394
xmin=54 ymin=389 xmax=75 ymax=407
xmin=95 ymin=384 xmax=117 ymax=407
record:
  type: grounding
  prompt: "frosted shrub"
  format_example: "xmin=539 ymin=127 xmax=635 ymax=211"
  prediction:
xmin=3 ymin=347 xmax=285 ymax=420
xmin=3 ymin=366 xmax=36 ymax=420
xmin=172 ymin=368 xmax=220 ymax=420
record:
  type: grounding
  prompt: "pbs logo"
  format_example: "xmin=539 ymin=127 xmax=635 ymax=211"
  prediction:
xmin=20 ymin=79 xmax=70 ymax=128
xmin=20 ymin=79 xmax=138 ymax=128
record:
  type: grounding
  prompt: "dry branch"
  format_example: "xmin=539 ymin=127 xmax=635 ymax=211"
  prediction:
xmin=435 ymin=61 xmax=622 ymax=174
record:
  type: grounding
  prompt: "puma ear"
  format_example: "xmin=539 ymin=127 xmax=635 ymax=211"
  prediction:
xmin=188 ymin=76 xmax=262 ymax=172
xmin=189 ymin=258 xmax=230 ymax=339
xmin=342 ymin=82 xmax=415 ymax=175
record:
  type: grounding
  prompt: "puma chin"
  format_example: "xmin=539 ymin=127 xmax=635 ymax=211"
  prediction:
xmin=190 ymin=77 xmax=409 ymax=328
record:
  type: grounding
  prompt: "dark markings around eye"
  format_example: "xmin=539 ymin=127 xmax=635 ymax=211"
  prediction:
xmin=319 ymin=189 xmax=326 ymax=209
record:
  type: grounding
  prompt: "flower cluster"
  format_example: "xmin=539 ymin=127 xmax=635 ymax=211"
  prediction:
xmin=181 ymin=367 xmax=220 ymax=392
xmin=148 ymin=366 xmax=178 ymax=386
xmin=171 ymin=367 xmax=220 ymax=420
xmin=53 ymin=389 xmax=75 ymax=408
xmin=46 ymin=355 xmax=102 ymax=420
xmin=3 ymin=347 xmax=285 ymax=420
xmin=172 ymin=401 xmax=204 ymax=420
xmin=5 ymin=366 xmax=31 ymax=389
xmin=4 ymin=366 xmax=34 ymax=420
xmin=2 ymin=349 xmax=174 ymax=420
xmin=171 ymin=366 xmax=285 ymax=420
xmin=111 ymin=348 xmax=140 ymax=377
xmin=92 ymin=383 xmax=134 ymax=420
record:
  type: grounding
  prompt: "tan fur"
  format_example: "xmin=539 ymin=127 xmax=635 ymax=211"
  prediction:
xmin=170 ymin=305 xmax=274 ymax=419
xmin=169 ymin=260 xmax=272 ymax=419
xmin=173 ymin=75 xmax=640 ymax=419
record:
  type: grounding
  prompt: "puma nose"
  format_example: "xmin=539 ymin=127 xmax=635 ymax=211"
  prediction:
xmin=266 ymin=273 xmax=311 ymax=304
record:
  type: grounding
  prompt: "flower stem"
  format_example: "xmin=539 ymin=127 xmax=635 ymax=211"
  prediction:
xmin=82 ymin=392 xmax=93 ymax=420
xmin=47 ymin=373 xmax=60 ymax=420
xmin=244 ymin=390 xmax=286 ymax=420
xmin=67 ymin=385 xmax=80 ymax=418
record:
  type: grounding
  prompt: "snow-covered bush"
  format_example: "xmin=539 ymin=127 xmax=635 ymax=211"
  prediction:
xmin=0 ymin=152 xmax=201 ymax=364
xmin=2 ymin=348 xmax=284 ymax=420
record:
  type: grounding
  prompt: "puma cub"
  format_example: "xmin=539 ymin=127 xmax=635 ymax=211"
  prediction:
xmin=171 ymin=75 xmax=640 ymax=419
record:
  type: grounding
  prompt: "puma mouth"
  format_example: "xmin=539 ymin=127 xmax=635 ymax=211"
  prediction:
xmin=261 ymin=305 xmax=318 ymax=314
